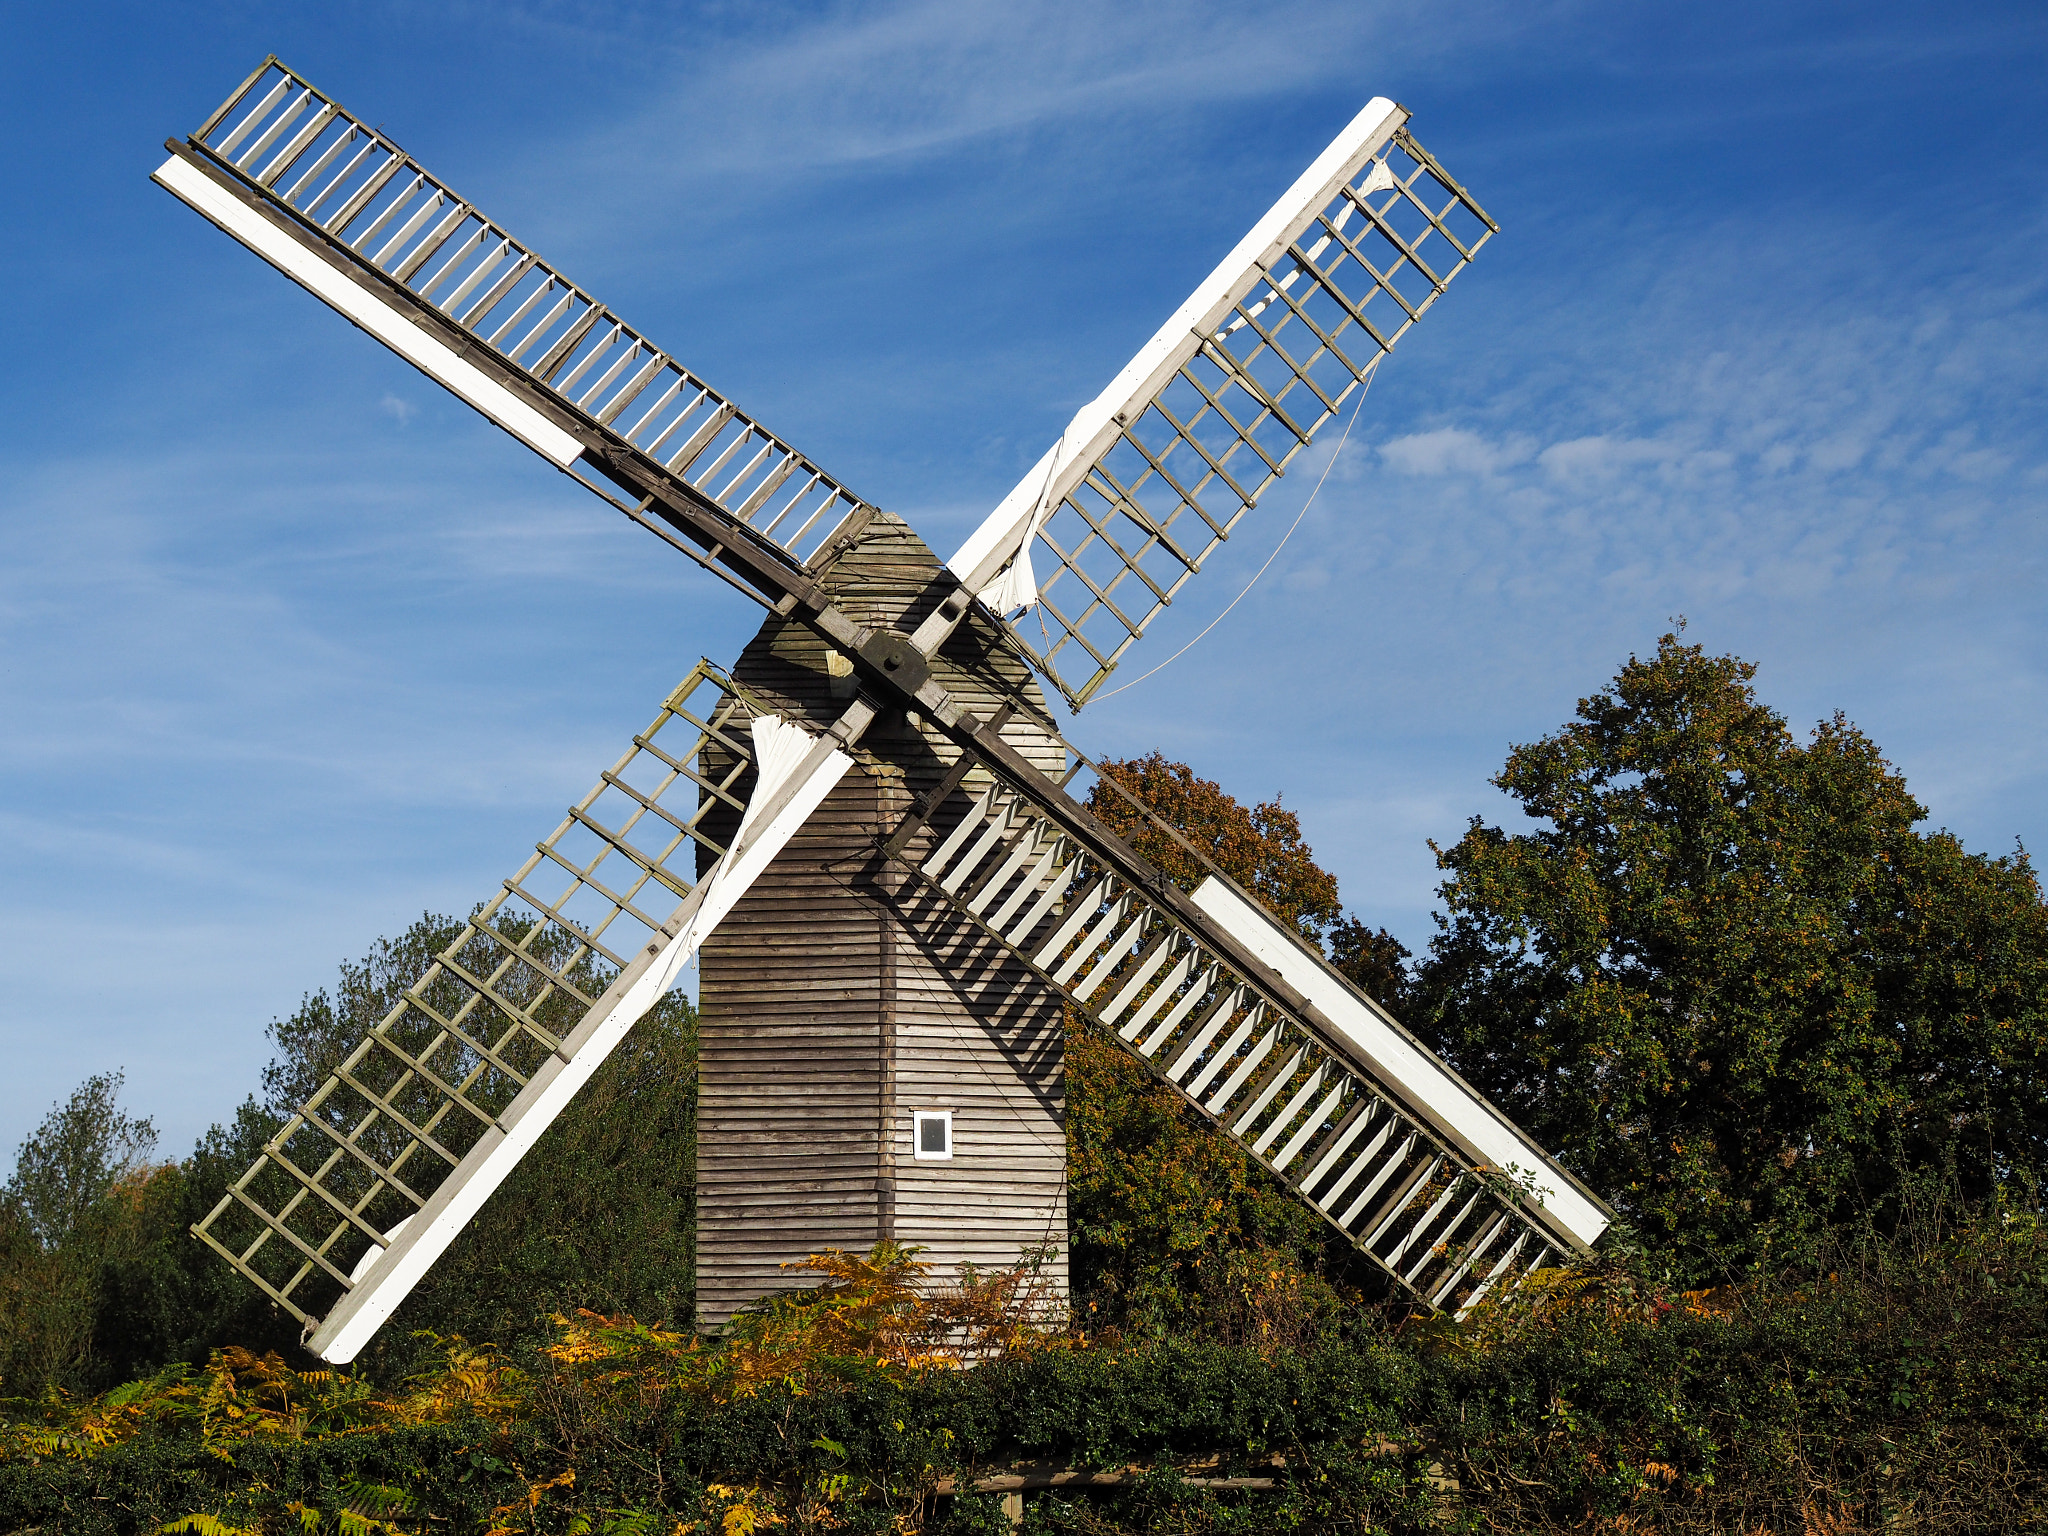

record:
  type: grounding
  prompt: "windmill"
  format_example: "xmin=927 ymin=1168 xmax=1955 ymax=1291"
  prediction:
xmin=155 ymin=56 xmax=1610 ymax=1364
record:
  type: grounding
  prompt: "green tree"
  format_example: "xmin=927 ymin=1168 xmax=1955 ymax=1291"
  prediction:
xmin=363 ymin=986 xmax=698 ymax=1376
xmin=89 ymin=1100 xmax=308 ymax=1388
xmin=1068 ymin=756 xmax=1391 ymax=1337
xmin=261 ymin=913 xmax=465 ymax=1115
xmin=0 ymin=1073 xmax=164 ymax=1393
xmin=5 ymin=1073 xmax=154 ymax=1250
xmin=87 ymin=916 xmax=478 ymax=1390
xmin=87 ymin=913 xmax=700 ymax=1385
xmin=1327 ymin=918 xmax=1412 ymax=1013
xmin=1413 ymin=633 xmax=2048 ymax=1275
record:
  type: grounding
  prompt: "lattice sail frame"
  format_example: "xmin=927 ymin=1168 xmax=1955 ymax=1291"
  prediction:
xmin=891 ymin=753 xmax=1606 ymax=1313
xmin=162 ymin=58 xmax=1602 ymax=1332
xmin=193 ymin=663 xmax=756 ymax=1329
xmin=161 ymin=57 xmax=868 ymax=569
xmin=958 ymin=116 xmax=1496 ymax=709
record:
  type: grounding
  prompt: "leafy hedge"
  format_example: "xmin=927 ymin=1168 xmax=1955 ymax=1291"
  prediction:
xmin=6 ymin=1217 xmax=2044 ymax=1534
xmin=10 ymin=644 xmax=2048 ymax=1532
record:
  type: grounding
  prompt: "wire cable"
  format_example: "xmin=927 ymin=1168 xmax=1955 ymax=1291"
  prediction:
xmin=1088 ymin=360 xmax=1378 ymax=705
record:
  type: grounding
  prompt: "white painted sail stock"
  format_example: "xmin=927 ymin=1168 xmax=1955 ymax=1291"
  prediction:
xmin=311 ymin=718 xmax=849 ymax=1362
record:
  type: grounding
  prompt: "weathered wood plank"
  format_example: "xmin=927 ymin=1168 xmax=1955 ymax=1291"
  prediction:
xmin=696 ymin=509 xmax=1068 ymax=1327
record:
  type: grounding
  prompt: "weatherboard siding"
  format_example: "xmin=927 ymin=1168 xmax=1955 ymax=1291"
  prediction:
xmin=695 ymin=768 xmax=890 ymax=1326
xmin=694 ymin=510 xmax=1069 ymax=1328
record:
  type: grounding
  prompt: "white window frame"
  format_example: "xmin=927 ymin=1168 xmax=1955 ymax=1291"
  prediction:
xmin=911 ymin=1110 xmax=954 ymax=1161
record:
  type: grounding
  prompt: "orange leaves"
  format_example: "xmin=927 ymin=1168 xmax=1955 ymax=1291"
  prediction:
xmin=1087 ymin=753 xmax=1342 ymax=941
xmin=1441 ymin=1246 xmax=1743 ymax=1355
xmin=1680 ymin=1286 xmax=1735 ymax=1320
xmin=485 ymin=1468 xmax=574 ymax=1536
xmin=0 ymin=1333 xmax=531 ymax=1467
xmin=396 ymin=1334 xmax=528 ymax=1426
xmin=540 ymin=1243 xmax=1070 ymax=1410
xmin=544 ymin=1311 xmax=695 ymax=1368
xmin=728 ymin=1241 xmax=1070 ymax=1381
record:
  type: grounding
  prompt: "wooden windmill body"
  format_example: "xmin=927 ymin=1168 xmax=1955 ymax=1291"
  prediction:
xmin=156 ymin=57 xmax=1612 ymax=1365
xmin=697 ymin=513 xmax=1068 ymax=1322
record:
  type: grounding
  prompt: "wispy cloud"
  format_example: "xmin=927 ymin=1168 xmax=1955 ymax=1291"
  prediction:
xmin=4 ymin=0 xmax=2043 ymax=1152
xmin=565 ymin=0 xmax=1536 ymax=178
xmin=1380 ymin=427 xmax=1538 ymax=477
xmin=1088 ymin=179 xmax=2047 ymax=942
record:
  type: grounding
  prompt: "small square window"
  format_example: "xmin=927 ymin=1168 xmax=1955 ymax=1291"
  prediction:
xmin=912 ymin=1110 xmax=953 ymax=1161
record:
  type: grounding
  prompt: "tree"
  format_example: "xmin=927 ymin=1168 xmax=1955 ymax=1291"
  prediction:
xmin=1085 ymin=753 xmax=1342 ymax=942
xmin=1063 ymin=1021 xmax=1355 ymax=1341
xmin=0 ymin=1073 xmax=161 ymax=1393
xmin=92 ymin=914 xmax=700 ymax=1385
xmin=365 ymin=985 xmax=698 ymax=1376
xmin=1084 ymin=752 xmax=1412 ymax=1008
xmin=262 ymin=913 xmax=466 ymax=1115
xmin=89 ymin=1100 xmax=307 ymax=1388
xmin=1327 ymin=918 xmax=1412 ymax=1014
xmin=1068 ymin=757 xmax=1386 ymax=1336
xmin=86 ymin=917 xmax=476 ymax=1388
xmin=1412 ymin=633 xmax=2048 ymax=1275
xmin=5 ymin=1072 xmax=155 ymax=1251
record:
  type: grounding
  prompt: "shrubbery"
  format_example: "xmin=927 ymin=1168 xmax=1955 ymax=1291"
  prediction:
xmin=4 ymin=635 xmax=2047 ymax=1530
xmin=2 ymin=1212 xmax=2043 ymax=1532
xmin=0 ymin=917 xmax=699 ymax=1401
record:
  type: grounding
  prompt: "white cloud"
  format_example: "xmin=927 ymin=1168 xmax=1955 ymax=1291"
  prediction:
xmin=1378 ymin=427 xmax=1536 ymax=477
xmin=563 ymin=0 xmax=1542 ymax=179
xmin=1536 ymin=434 xmax=1682 ymax=484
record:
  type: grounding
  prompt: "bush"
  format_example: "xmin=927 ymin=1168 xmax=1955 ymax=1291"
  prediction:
xmin=4 ymin=1215 xmax=2042 ymax=1533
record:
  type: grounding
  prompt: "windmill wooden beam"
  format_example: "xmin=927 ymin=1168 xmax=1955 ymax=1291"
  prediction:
xmin=157 ymin=55 xmax=1607 ymax=1364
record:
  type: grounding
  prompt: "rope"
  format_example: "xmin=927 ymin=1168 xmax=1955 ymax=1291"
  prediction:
xmin=1088 ymin=359 xmax=1378 ymax=705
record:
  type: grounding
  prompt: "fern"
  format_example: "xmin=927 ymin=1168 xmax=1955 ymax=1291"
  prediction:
xmin=339 ymin=1479 xmax=423 ymax=1519
xmin=158 ymin=1516 xmax=262 ymax=1536
xmin=567 ymin=1512 xmax=668 ymax=1536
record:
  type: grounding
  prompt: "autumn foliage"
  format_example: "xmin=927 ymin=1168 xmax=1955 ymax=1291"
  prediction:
xmin=1069 ymin=755 xmax=1386 ymax=1340
xmin=545 ymin=1241 xmax=1070 ymax=1407
xmin=5 ymin=1213 xmax=2047 ymax=1532
xmin=3 ymin=636 xmax=2048 ymax=1529
xmin=1084 ymin=752 xmax=1341 ymax=940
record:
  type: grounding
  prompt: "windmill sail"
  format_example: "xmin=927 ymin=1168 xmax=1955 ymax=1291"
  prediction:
xmin=881 ymin=736 xmax=1607 ymax=1313
xmin=162 ymin=61 xmax=1606 ymax=1340
xmin=155 ymin=58 xmax=871 ymax=579
xmin=193 ymin=663 xmax=851 ymax=1362
xmin=949 ymin=101 xmax=1497 ymax=709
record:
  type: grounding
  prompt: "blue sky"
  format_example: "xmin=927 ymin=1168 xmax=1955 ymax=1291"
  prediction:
xmin=2 ymin=0 xmax=2044 ymax=1155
